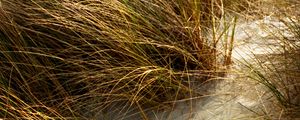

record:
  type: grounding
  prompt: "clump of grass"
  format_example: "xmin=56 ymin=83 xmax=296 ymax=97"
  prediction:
xmin=0 ymin=0 xmax=234 ymax=119
xmin=242 ymin=12 xmax=300 ymax=119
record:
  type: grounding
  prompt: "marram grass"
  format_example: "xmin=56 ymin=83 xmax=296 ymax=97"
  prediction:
xmin=0 ymin=0 xmax=234 ymax=119
xmin=2 ymin=0 xmax=298 ymax=119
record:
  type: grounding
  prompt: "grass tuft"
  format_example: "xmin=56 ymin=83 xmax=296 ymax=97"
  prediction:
xmin=0 ymin=0 xmax=233 ymax=119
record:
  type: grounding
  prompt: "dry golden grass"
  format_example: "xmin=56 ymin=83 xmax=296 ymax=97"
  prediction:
xmin=0 ymin=0 xmax=298 ymax=119
xmin=0 ymin=0 xmax=235 ymax=119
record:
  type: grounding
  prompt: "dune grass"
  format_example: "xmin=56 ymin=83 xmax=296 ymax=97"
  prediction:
xmin=0 ymin=0 xmax=237 ymax=119
xmin=0 ymin=0 xmax=299 ymax=119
